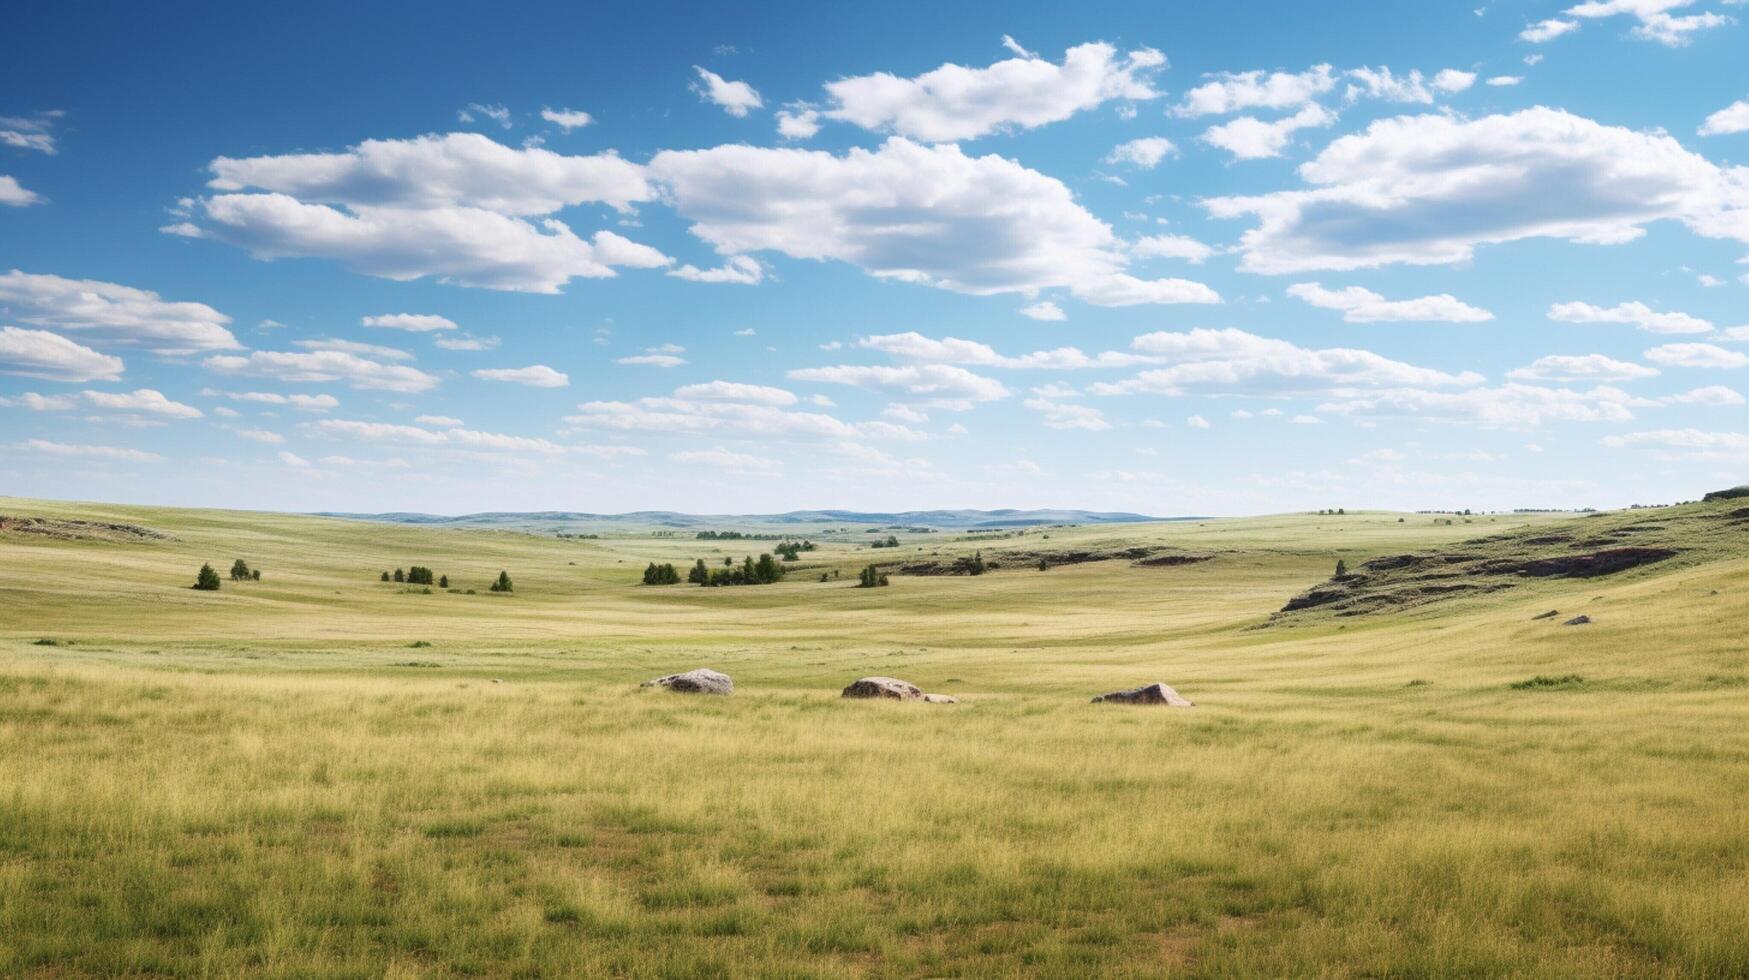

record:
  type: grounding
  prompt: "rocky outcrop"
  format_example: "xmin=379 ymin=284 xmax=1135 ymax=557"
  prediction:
xmin=1091 ymin=683 xmax=1194 ymax=707
xmin=641 ymin=668 xmax=733 ymax=695
xmin=0 ymin=515 xmax=174 ymax=542
xmin=897 ymin=547 xmax=1213 ymax=576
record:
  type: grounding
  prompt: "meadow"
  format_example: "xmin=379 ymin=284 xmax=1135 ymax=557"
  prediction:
xmin=2 ymin=494 xmax=1747 ymax=977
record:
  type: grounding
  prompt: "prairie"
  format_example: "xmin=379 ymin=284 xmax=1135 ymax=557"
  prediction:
xmin=2 ymin=495 xmax=1747 ymax=977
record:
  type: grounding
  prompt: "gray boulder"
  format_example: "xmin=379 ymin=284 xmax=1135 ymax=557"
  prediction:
xmin=1563 ymin=615 xmax=1592 ymax=626
xmin=841 ymin=676 xmax=922 ymax=699
xmin=1091 ymin=682 xmax=1194 ymax=707
xmin=642 ymin=668 xmax=733 ymax=695
xmin=840 ymin=677 xmax=959 ymax=703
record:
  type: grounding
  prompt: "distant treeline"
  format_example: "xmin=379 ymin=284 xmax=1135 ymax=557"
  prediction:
xmin=694 ymin=530 xmax=810 ymax=541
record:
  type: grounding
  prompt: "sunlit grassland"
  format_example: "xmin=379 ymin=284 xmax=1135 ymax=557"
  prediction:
xmin=2 ymin=495 xmax=1747 ymax=976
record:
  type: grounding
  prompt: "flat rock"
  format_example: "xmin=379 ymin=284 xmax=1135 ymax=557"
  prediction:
xmin=920 ymin=693 xmax=960 ymax=704
xmin=841 ymin=676 xmax=922 ymax=700
xmin=1563 ymin=615 xmax=1592 ymax=626
xmin=1091 ymin=682 xmax=1194 ymax=707
xmin=642 ymin=668 xmax=733 ymax=695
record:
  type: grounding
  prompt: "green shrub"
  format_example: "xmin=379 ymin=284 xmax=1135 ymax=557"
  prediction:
xmin=1511 ymin=674 xmax=1585 ymax=690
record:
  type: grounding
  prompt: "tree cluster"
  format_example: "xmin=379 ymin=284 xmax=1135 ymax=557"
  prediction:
xmin=685 ymin=554 xmax=784 ymax=587
xmin=382 ymin=566 xmax=446 ymax=587
xmin=643 ymin=562 xmax=681 ymax=585
xmin=774 ymin=540 xmax=816 ymax=560
xmin=857 ymin=564 xmax=890 ymax=588
xmin=228 ymin=559 xmax=261 ymax=582
xmin=489 ymin=571 xmax=513 ymax=592
xmin=868 ymin=535 xmax=901 ymax=549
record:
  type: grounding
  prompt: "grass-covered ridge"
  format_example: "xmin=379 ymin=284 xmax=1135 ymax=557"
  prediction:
xmin=3 ymin=494 xmax=1748 ymax=975
xmin=1275 ymin=496 xmax=1749 ymax=621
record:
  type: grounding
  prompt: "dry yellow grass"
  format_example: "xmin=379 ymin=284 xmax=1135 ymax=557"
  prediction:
xmin=2 ymin=495 xmax=1747 ymax=976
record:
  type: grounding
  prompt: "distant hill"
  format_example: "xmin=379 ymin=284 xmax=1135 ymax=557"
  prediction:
xmin=314 ymin=508 xmax=1183 ymax=533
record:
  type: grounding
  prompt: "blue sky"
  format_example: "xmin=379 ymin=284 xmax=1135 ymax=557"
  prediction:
xmin=2 ymin=0 xmax=1747 ymax=515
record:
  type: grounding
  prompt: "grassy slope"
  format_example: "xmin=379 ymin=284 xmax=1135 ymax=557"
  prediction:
xmin=2 ymin=496 xmax=1747 ymax=977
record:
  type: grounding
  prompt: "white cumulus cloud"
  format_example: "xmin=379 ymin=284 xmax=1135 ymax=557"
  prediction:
xmin=0 ymin=270 xmax=238 ymax=354
xmin=1287 ymin=282 xmax=1495 ymax=322
xmin=818 ymin=41 xmax=1164 ymax=142
xmin=1644 ymin=342 xmax=1749 ymax=368
xmin=540 ymin=107 xmax=594 ymax=131
xmin=472 ymin=364 xmax=569 ymax=387
xmin=0 ymin=326 xmax=124 ymax=382
xmin=362 ymin=313 xmax=458 ymax=332
xmin=1199 ymin=104 xmax=1336 ymax=161
xmin=1701 ymin=99 xmax=1749 ymax=137
xmin=202 ymin=349 xmax=440 ymax=392
xmin=0 ymin=175 xmax=42 ymax=207
xmin=1506 ymin=353 xmax=1660 ymax=381
xmin=1548 ymin=300 xmax=1714 ymax=333
xmin=1105 ymin=137 xmax=1176 ymax=169
xmin=1207 ymin=108 xmax=1749 ymax=274
xmin=692 ymin=68 xmax=764 ymax=117
xmin=648 ymin=138 xmax=1219 ymax=307
xmin=181 ymin=133 xmax=670 ymax=293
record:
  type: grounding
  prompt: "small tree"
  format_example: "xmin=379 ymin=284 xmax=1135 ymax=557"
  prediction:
xmin=380 ymin=571 xmax=390 ymax=582
xmin=230 ymin=559 xmax=251 ymax=582
xmin=394 ymin=568 xmax=405 ymax=583
xmin=968 ymin=551 xmax=985 ymax=576
xmin=689 ymin=558 xmax=709 ymax=584
xmin=490 ymin=570 xmax=513 ymax=593
xmin=1038 ymin=558 xmax=1049 ymax=572
xmin=1333 ymin=559 xmax=1349 ymax=579
xmin=438 ymin=574 xmax=449 ymax=589
xmin=193 ymin=563 xmax=221 ymax=591
xmin=886 ymin=535 xmax=899 ymax=548
xmin=251 ymin=568 xmax=261 ymax=581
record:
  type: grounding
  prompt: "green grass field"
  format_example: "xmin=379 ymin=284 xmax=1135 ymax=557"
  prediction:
xmin=3 ymin=495 xmax=1747 ymax=977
